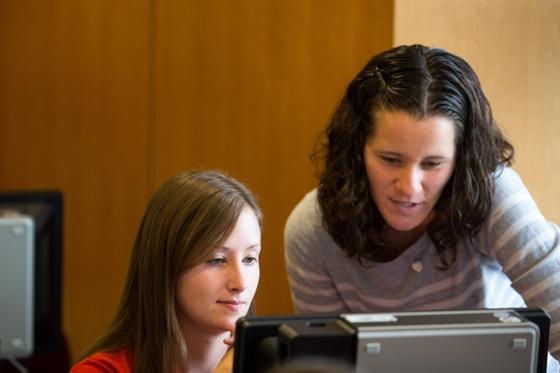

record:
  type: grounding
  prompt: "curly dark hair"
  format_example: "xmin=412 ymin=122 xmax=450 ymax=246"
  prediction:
xmin=315 ymin=44 xmax=514 ymax=268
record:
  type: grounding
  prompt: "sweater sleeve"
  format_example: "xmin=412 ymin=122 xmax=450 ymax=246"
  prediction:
xmin=485 ymin=167 xmax=560 ymax=360
xmin=284 ymin=190 xmax=348 ymax=314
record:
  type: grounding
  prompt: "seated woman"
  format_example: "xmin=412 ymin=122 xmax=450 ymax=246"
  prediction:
xmin=71 ymin=170 xmax=262 ymax=373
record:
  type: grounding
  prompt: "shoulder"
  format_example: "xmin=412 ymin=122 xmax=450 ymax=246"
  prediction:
xmin=70 ymin=350 xmax=133 ymax=373
xmin=284 ymin=189 xmax=323 ymax=240
xmin=481 ymin=166 xmax=554 ymax=256
xmin=284 ymin=188 xmax=342 ymax=263
xmin=490 ymin=166 xmax=539 ymax=217
xmin=492 ymin=166 xmax=530 ymax=197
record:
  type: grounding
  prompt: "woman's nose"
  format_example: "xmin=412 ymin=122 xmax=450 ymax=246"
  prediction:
xmin=227 ymin=263 xmax=247 ymax=293
xmin=395 ymin=166 xmax=422 ymax=196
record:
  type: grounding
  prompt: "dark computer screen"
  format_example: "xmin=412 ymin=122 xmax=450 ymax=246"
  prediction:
xmin=233 ymin=314 xmax=352 ymax=373
xmin=0 ymin=191 xmax=63 ymax=358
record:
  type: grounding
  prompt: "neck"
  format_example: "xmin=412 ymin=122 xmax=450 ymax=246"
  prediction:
xmin=182 ymin=327 xmax=229 ymax=373
xmin=385 ymin=228 xmax=424 ymax=253
xmin=384 ymin=212 xmax=434 ymax=253
xmin=384 ymin=222 xmax=428 ymax=253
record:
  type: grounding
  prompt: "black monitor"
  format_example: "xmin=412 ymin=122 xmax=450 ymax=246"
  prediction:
xmin=233 ymin=308 xmax=550 ymax=373
xmin=233 ymin=314 xmax=344 ymax=373
xmin=0 ymin=191 xmax=63 ymax=360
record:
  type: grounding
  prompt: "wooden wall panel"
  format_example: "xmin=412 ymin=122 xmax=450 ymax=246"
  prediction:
xmin=0 ymin=0 xmax=393 ymax=363
xmin=394 ymin=0 xmax=560 ymax=222
xmin=153 ymin=0 xmax=393 ymax=316
xmin=0 ymin=1 xmax=151 ymax=360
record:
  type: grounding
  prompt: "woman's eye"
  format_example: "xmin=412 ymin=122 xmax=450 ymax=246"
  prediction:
xmin=380 ymin=156 xmax=401 ymax=165
xmin=243 ymin=256 xmax=258 ymax=265
xmin=422 ymin=160 xmax=442 ymax=169
xmin=206 ymin=257 xmax=226 ymax=265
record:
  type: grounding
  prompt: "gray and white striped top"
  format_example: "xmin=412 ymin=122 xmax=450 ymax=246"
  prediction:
xmin=284 ymin=167 xmax=560 ymax=366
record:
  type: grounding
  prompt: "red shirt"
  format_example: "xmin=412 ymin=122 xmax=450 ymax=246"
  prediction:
xmin=70 ymin=349 xmax=133 ymax=373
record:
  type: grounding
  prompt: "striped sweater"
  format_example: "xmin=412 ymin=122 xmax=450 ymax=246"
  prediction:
xmin=284 ymin=167 xmax=560 ymax=368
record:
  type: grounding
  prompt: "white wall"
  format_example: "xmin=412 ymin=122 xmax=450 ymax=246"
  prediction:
xmin=395 ymin=0 xmax=560 ymax=222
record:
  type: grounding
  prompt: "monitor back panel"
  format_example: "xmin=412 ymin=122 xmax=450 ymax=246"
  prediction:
xmin=344 ymin=310 xmax=539 ymax=373
xmin=0 ymin=216 xmax=34 ymax=358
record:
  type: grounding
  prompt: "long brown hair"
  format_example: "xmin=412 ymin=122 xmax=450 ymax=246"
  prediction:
xmin=315 ymin=45 xmax=513 ymax=268
xmin=79 ymin=170 xmax=262 ymax=373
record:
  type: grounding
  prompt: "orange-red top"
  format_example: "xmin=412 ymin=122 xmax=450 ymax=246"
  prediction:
xmin=70 ymin=349 xmax=133 ymax=373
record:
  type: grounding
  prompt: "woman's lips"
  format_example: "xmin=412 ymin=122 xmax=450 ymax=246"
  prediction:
xmin=217 ymin=300 xmax=246 ymax=312
xmin=389 ymin=198 xmax=423 ymax=213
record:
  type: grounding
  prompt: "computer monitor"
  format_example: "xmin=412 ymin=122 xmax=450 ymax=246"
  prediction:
xmin=233 ymin=314 xmax=344 ymax=373
xmin=0 ymin=191 xmax=63 ymax=360
xmin=233 ymin=308 xmax=550 ymax=373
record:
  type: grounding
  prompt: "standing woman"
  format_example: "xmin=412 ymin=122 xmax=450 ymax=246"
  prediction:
xmin=72 ymin=170 xmax=262 ymax=373
xmin=284 ymin=45 xmax=560 ymax=365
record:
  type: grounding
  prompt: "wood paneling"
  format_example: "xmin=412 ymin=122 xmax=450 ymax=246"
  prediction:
xmin=0 ymin=1 xmax=151 ymax=360
xmin=0 ymin=0 xmax=393 ymax=362
xmin=394 ymin=0 xmax=560 ymax=222
xmin=153 ymin=0 xmax=393 ymax=316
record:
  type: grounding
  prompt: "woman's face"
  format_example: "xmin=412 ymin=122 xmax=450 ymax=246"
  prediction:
xmin=363 ymin=110 xmax=456 ymax=234
xmin=175 ymin=206 xmax=261 ymax=337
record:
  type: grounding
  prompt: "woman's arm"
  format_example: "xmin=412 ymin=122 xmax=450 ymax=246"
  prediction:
xmin=486 ymin=168 xmax=560 ymax=360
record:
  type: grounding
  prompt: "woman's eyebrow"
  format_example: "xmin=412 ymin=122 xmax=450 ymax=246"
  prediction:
xmin=220 ymin=243 xmax=261 ymax=251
